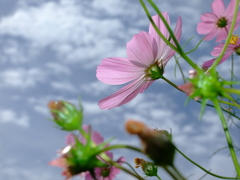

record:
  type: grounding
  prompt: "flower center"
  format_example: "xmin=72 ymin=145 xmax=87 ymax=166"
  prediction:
xmin=101 ymin=168 xmax=110 ymax=177
xmin=216 ymin=17 xmax=227 ymax=28
xmin=230 ymin=34 xmax=239 ymax=45
xmin=145 ymin=62 xmax=164 ymax=80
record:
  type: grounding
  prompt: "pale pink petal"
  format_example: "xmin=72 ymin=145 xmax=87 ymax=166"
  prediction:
xmin=127 ymin=31 xmax=158 ymax=66
xmin=97 ymin=57 xmax=144 ymax=85
xmin=98 ymin=77 xmax=154 ymax=110
xmin=92 ymin=131 xmax=104 ymax=145
xmin=200 ymin=13 xmax=218 ymax=22
xmin=225 ymin=0 xmax=236 ymax=18
xmin=149 ymin=12 xmax=170 ymax=57
xmin=65 ymin=133 xmax=76 ymax=145
xmin=211 ymin=43 xmax=224 ymax=56
xmin=161 ymin=16 xmax=182 ymax=63
xmin=197 ymin=22 xmax=216 ymax=34
xmin=203 ymin=28 xmax=218 ymax=41
xmin=212 ymin=0 xmax=225 ymax=17
xmin=215 ymin=28 xmax=228 ymax=42
xmin=49 ymin=158 xmax=67 ymax=168
xmin=202 ymin=53 xmax=231 ymax=68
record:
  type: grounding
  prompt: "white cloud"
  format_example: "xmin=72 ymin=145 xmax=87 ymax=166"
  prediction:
xmin=0 ymin=68 xmax=45 ymax=89
xmin=50 ymin=81 xmax=77 ymax=93
xmin=0 ymin=109 xmax=29 ymax=128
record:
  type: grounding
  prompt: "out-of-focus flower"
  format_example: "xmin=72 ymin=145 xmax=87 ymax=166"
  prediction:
xmin=202 ymin=34 xmax=240 ymax=68
xmin=84 ymin=156 xmax=125 ymax=180
xmin=48 ymin=100 xmax=83 ymax=131
xmin=49 ymin=126 xmax=115 ymax=180
xmin=64 ymin=125 xmax=124 ymax=180
xmin=125 ymin=119 xmax=175 ymax=166
xmin=134 ymin=158 xmax=158 ymax=177
xmin=96 ymin=12 xmax=182 ymax=109
xmin=197 ymin=0 xmax=240 ymax=42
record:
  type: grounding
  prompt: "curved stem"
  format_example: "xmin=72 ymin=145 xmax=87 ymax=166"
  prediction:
xmin=175 ymin=147 xmax=238 ymax=179
xmin=213 ymin=99 xmax=240 ymax=177
xmin=218 ymin=99 xmax=240 ymax=108
xmin=108 ymin=160 xmax=145 ymax=180
xmin=161 ymin=76 xmax=184 ymax=92
xmin=97 ymin=144 xmax=143 ymax=155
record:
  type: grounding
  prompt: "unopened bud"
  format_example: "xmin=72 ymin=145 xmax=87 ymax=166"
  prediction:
xmin=48 ymin=100 xmax=83 ymax=131
xmin=134 ymin=158 xmax=158 ymax=177
xmin=126 ymin=119 xmax=175 ymax=166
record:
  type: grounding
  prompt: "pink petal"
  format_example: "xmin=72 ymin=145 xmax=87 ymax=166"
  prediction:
xmin=98 ymin=77 xmax=153 ymax=110
xmin=215 ymin=28 xmax=228 ymax=42
xmin=149 ymin=13 xmax=170 ymax=56
xmin=225 ymin=0 xmax=236 ymax=18
xmin=197 ymin=22 xmax=216 ymax=34
xmin=49 ymin=158 xmax=67 ymax=168
xmin=96 ymin=57 xmax=144 ymax=85
xmin=65 ymin=133 xmax=76 ymax=145
xmin=92 ymin=131 xmax=104 ymax=145
xmin=211 ymin=43 xmax=224 ymax=56
xmin=161 ymin=16 xmax=182 ymax=63
xmin=203 ymin=28 xmax=218 ymax=41
xmin=127 ymin=31 xmax=158 ymax=66
xmin=212 ymin=0 xmax=225 ymax=17
xmin=200 ymin=13 xmax=218 ymax=22
xmin=202 ymin=53 xmax=231 ymax=68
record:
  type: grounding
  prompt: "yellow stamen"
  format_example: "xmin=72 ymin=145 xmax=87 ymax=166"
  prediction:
xmin=230 ymin=34 xmax=239 ymax=45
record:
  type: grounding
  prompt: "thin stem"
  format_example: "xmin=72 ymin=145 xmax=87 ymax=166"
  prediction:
xmin=213 ymin=99 xmax=240 ymax=177
xmin=98 ymin=144 xmax=142 ymax=154
xmin=161 ymin=76 xmax=184 ymax=92
xmin=218 ymin=99 xmax=240 ymax=109
xmin=176 ymin=147 xmax=238 ymax=179
xmin=222 ymin=88 xmax=240 ymax=95
xmin=156 ymin=175 xmax=162 ymax=180
xmin=108 ymin=160 xmax=146 ymax=180
xmin=209 ymin=0 xmax=240 ymax=70
xmin=163 ymin=166 xmax=180 ymax=180
xmin=172 ymin=165 xmax=186 ymax=180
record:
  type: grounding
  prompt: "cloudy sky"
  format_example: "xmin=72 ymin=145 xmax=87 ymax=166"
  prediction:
xmin=0 ymin=0 xmax=239 ymax=180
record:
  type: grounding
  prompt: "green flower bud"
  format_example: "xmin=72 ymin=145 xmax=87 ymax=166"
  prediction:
xmin=134 ymin=158 xmax=158 ymax=177
xmin=48 ymin=100 xmax=83 ymax=131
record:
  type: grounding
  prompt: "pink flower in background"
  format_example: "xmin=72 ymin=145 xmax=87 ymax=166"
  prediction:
xmin=202 ymin=35 xmax=240 ymax=68
xmin=197 ymin=0 xmax=240 ymax=42
xmin=96 ymin=12 xmax=182 ymax=110
xmin=84 ymin=156 xmax=125 ymax=180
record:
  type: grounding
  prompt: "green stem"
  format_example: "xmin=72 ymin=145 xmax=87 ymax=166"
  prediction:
xmin=222 ymin=88 xmax=240 ymax=95
xmin=156 ymin=175 xmax=162 ymax=180
xmin=176 ymin=147 xmax=238 ymax=179
xmin=218 ymin=99 xmax=240 ymax=109
xmin=172 ymin=165 xmax=186 ymax=180
xmin=97 ymin=144 xmax=142 ymax=155
xmin=209 ymin=0 xmax=240 ymax=70
xmin=161 ymin=76 xmax=184 ymax=92
xmin=163 ymin=166 xmax=180 ymax=180
xmin=108 ymin=160 xmax=146 ymax=180
xmin=213 ymin=99 xmax=240 ymax=177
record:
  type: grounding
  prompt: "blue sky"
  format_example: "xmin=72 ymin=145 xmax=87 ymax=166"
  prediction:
xmin=0 ymin=0 xmax=239 ymax=180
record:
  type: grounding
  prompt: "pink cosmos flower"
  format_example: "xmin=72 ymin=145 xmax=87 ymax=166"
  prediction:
xmin=197 ymin=0 xmax=240 ymax=42
xmin=96 ymin=13 xmax=182 ymax=110
xmin=202 ymin=35 xmax=240 ymax=68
